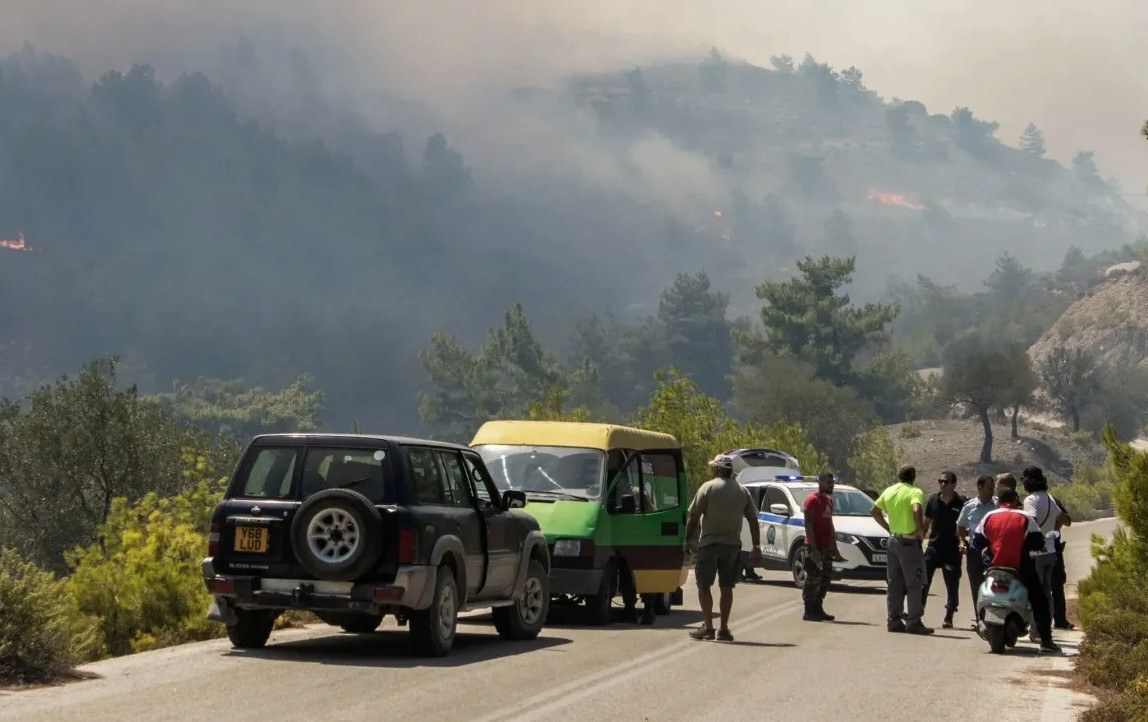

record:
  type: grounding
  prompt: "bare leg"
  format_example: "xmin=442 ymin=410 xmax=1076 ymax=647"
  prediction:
xmin=718 ymin=587 xmax=733 ymax=630
xmin=698 ymin=586 xmax=715 ymax=629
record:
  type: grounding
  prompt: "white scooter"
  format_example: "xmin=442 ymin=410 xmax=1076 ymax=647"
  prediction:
xmin=974 ymin=531 xmax=1058 ymax=654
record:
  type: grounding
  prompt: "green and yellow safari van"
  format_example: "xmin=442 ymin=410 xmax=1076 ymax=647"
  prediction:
xmin=470 ymin=421 xmax=688 ymax=624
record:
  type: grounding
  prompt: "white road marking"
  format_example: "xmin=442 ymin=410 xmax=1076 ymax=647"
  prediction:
xmin=471 ymin=598 xmax=801 ymax=722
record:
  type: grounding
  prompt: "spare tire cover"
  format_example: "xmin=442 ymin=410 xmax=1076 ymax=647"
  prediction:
xmin=290 ymin=488 xmax=385 ymax=581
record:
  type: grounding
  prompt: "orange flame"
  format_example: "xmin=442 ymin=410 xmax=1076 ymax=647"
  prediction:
xmin=866 ymin=189 xmax=922 ymax=210
xmin=0 ymin=232 xmax=32 ymax=252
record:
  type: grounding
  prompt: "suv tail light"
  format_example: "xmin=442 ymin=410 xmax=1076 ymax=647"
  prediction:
xmin=208 ymin=523 xmax=221 ymax=556
xmin=398 ymin=527 xmax=416 ymax=564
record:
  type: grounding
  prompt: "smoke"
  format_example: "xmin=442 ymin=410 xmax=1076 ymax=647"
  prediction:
xmin=4 ymin=0 xmax=1147 ymax=197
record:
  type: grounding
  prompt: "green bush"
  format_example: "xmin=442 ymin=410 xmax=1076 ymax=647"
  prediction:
xmin=0 ymin=548 xmax=97 ymax=684
xmin=1075 ymin=424 xmax=1148 ymax=715
xmin=1080 ymin=677 xmax=1148 ymax=722
xmin=65 ymin=480 xmax=225 ymax=657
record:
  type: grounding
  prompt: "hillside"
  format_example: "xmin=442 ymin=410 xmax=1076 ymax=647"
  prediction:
xmin=1 ymin=44 xmax=1145 ymax=431
xmin=884 ymin=418 xmax=1106 ymax=497
xmin=1029 ymin=266 xmax=1148 ymax=370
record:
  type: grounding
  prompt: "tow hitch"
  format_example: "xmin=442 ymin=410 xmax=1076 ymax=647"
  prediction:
xmin=292 ymin=582 xmax=315 ymax=606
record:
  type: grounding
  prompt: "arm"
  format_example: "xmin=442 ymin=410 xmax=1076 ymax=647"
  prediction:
xmin=1054 ymin=497 xmax=1071 ymax=529
xmin=912 ymin=502 xmax=926 ymax=540
xmin=683 ymin=488 xmax=705 ymax=551
xmin=956 ymin=504 xmax=971 ymax=551
xmin=870 ymin=504 xmax=890 ymax=532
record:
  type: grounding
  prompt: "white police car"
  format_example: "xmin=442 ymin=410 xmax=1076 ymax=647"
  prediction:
xmin=737 ymin=469 xmax=889 ymax=588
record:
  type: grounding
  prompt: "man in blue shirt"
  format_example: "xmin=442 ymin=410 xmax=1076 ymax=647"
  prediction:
xmin=957 ymin=475 xmax=997 ymax=625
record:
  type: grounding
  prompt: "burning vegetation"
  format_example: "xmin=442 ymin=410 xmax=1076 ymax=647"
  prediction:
xmin=866 ymin=188 xmax=923 ymax=210
xmin=1 ymin=233 xmax=33 ymax=252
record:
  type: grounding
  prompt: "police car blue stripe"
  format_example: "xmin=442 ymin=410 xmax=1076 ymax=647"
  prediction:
xmin=757 ymin=511 xmax=805 ymax=527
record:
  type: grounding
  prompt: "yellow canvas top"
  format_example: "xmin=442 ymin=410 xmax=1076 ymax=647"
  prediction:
xmin=470 ymin=420 xmax=679 ymax=451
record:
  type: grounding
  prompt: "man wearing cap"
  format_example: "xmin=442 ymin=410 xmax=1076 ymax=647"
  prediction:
xmin=684 ymin=454 xmax=762 ymax=642
xmin=870 ymin=465 xmax=933 ymax=634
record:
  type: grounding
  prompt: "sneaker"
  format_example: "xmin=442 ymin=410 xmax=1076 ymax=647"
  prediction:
xmin=942 ymin=616 xmax=954 ymax=629
xmin=1039 ymin=642 xmax=1063 ymax=654
xmin=689 ymin=626 xmax=715 ymax=641
xmin=905 ymin=623 xmax=935 ymax=635
xmin=817 ymin=603 xmax=835 ymax=621
xmin=888 ymin=621 xmax=907 ymax=633
xmin=803 ymin=610 xmax=825 ymax=622
xmin=716 ymin=628 xmax=734 ymax=642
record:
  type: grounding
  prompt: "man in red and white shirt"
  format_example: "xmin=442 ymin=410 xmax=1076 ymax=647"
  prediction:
xmin=971 ymin=488 xmax=1060 ymax=653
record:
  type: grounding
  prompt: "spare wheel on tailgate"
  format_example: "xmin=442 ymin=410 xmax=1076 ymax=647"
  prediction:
xmin=290 ymin=487 xmax=385 ymax=581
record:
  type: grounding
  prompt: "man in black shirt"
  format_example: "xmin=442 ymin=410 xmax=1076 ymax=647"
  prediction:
xmin=921 ymin=470 xmax=967 ymax=629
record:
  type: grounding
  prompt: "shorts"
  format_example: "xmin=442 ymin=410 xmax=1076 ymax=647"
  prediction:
xmin=695 ymin=543 xmax=741 ymax=588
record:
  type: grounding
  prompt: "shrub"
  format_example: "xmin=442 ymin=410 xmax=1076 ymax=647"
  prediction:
xmin=0 ymin=548 xmax=97 ymax=684
xmin=1075 ymin=424 xmax=1148 ymax=716
xmin=65 ymin=480 xmax=225 ymax=657
xmin=1080 ymin=677 xmax=1148 ymax=722
xmin=899 ymin=423 xmax=922 ymax=439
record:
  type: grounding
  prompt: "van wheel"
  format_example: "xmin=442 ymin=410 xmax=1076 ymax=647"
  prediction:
xmin=586 ymin=561 xmax=617 ymax=625
xmin=227 ymin=609 xmax=276 ymax=649
xmin=410 ymin=566 xmax=458 ymax=656
xmin=791 ymin=545 xmax=809 ymax=589
xmin=494 ymin=560 xmax=549 ymax=640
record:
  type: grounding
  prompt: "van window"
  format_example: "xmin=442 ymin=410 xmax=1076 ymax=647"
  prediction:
xmin=607 ymin=450 xmax=641 ymax=514
xmin=640 ymin=452 xmax=681 ymax=512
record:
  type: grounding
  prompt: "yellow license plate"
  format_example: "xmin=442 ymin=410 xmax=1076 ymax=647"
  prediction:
xmin=234 ymin=526 xmax=269 ymax=553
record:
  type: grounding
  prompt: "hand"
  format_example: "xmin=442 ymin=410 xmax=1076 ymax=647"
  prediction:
xmin=750 ymin=545 xmax=762 ymax=564
xmin=958 ymin=542 xmax=967 ymax=554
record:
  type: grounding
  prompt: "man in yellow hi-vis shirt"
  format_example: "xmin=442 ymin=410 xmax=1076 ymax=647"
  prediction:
xmin=870 ymin=465 xmax=934 ymax=635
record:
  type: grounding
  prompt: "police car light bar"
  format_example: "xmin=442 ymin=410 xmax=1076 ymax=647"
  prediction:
xmin=774 ymin=474 xmax=806 ymax=481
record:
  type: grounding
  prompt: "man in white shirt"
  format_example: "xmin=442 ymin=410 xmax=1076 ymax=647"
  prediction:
xmin=1020 ymin=466 xmax=1066 ymax=620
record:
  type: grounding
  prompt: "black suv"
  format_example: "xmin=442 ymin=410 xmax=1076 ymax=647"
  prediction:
xmin=201 ymin=433 xmax=550 ymax=656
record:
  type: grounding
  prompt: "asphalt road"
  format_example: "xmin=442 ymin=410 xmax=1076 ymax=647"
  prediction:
xmin=0 ymin=518 xmax=1118 ymax=722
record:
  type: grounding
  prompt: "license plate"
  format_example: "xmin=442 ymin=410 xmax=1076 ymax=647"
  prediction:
xmin=983 ymin=607 xmax=1009 ymax=624
xmin=872 ymin=553 xmax=887 ymax=564
xmin=234 ymin=526 xmax=269 ymax=553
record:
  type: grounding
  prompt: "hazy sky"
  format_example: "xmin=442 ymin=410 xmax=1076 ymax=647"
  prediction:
xmin=5 ymin=0 xmax=1146 ymax=203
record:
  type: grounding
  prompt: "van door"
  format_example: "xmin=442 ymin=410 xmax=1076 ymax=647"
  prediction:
xmin=604 ymin=448 xmax=686 ymax=595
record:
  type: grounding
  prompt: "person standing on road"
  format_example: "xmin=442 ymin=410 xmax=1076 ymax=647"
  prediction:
xmin=1050 ymin=495 xmax=1075 ymax=630
xmin=1021 ymin=466 xmax=1063 ymax=622
xmin=957 ymin=475 xmax=997 ymax=623
xmin=921 ymin=471 xmax=967 ymax=629
xmin=683 ymin=454 xmax=762 ymax=642
xmin=802 ymin=471 xmax=841 ymax=622
xmin=870 ymin=465 xmax=933 ymax=635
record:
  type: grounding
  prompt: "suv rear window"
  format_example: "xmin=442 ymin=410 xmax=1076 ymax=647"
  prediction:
xmin=300 ymin=447 xmax=392 ymax=503
xmin=230 ymin=444 xmax=394 ymax=502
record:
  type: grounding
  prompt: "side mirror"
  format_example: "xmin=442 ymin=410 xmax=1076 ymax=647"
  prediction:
xmin=502 ymin=490 xmax=526 ymax=509
xmin=619 ymin=495 xmax=637 ymax=514
xmin=769 ymin=503 xmax=790 ymax=516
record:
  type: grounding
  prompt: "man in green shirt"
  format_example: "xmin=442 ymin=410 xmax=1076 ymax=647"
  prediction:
xmin=870 ymin=465 xmax=934 ymax=634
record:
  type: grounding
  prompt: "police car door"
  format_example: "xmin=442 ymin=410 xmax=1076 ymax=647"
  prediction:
xmin=760 ymin=485 xmax=793 ymax=565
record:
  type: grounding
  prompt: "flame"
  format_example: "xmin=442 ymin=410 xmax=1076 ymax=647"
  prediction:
xmin=866 ymin=189 xmax=922 ymax=210
xmin=0 ymin=232 xmax=32 ymax=252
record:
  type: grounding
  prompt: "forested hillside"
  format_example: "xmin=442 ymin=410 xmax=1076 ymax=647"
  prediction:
xmin=0 ymin=44 xmax=1142 ymax=431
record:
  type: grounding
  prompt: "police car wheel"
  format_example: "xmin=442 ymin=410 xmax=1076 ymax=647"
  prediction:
xmin=790 ymin=545 xmax=809 ymax=589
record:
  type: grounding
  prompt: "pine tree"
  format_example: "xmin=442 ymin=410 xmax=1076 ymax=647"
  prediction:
xmin=1019 ymin=123 xmax=1046 ymax=157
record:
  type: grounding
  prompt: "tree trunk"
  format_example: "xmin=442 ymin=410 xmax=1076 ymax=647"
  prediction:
xmin=979 ymin=408 xmax=994 ymax=464
xmin=1010 ymin=404 xmax=1020 ymax=440
xmin=1071 ymin=408 xmax=1081 ymax=433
